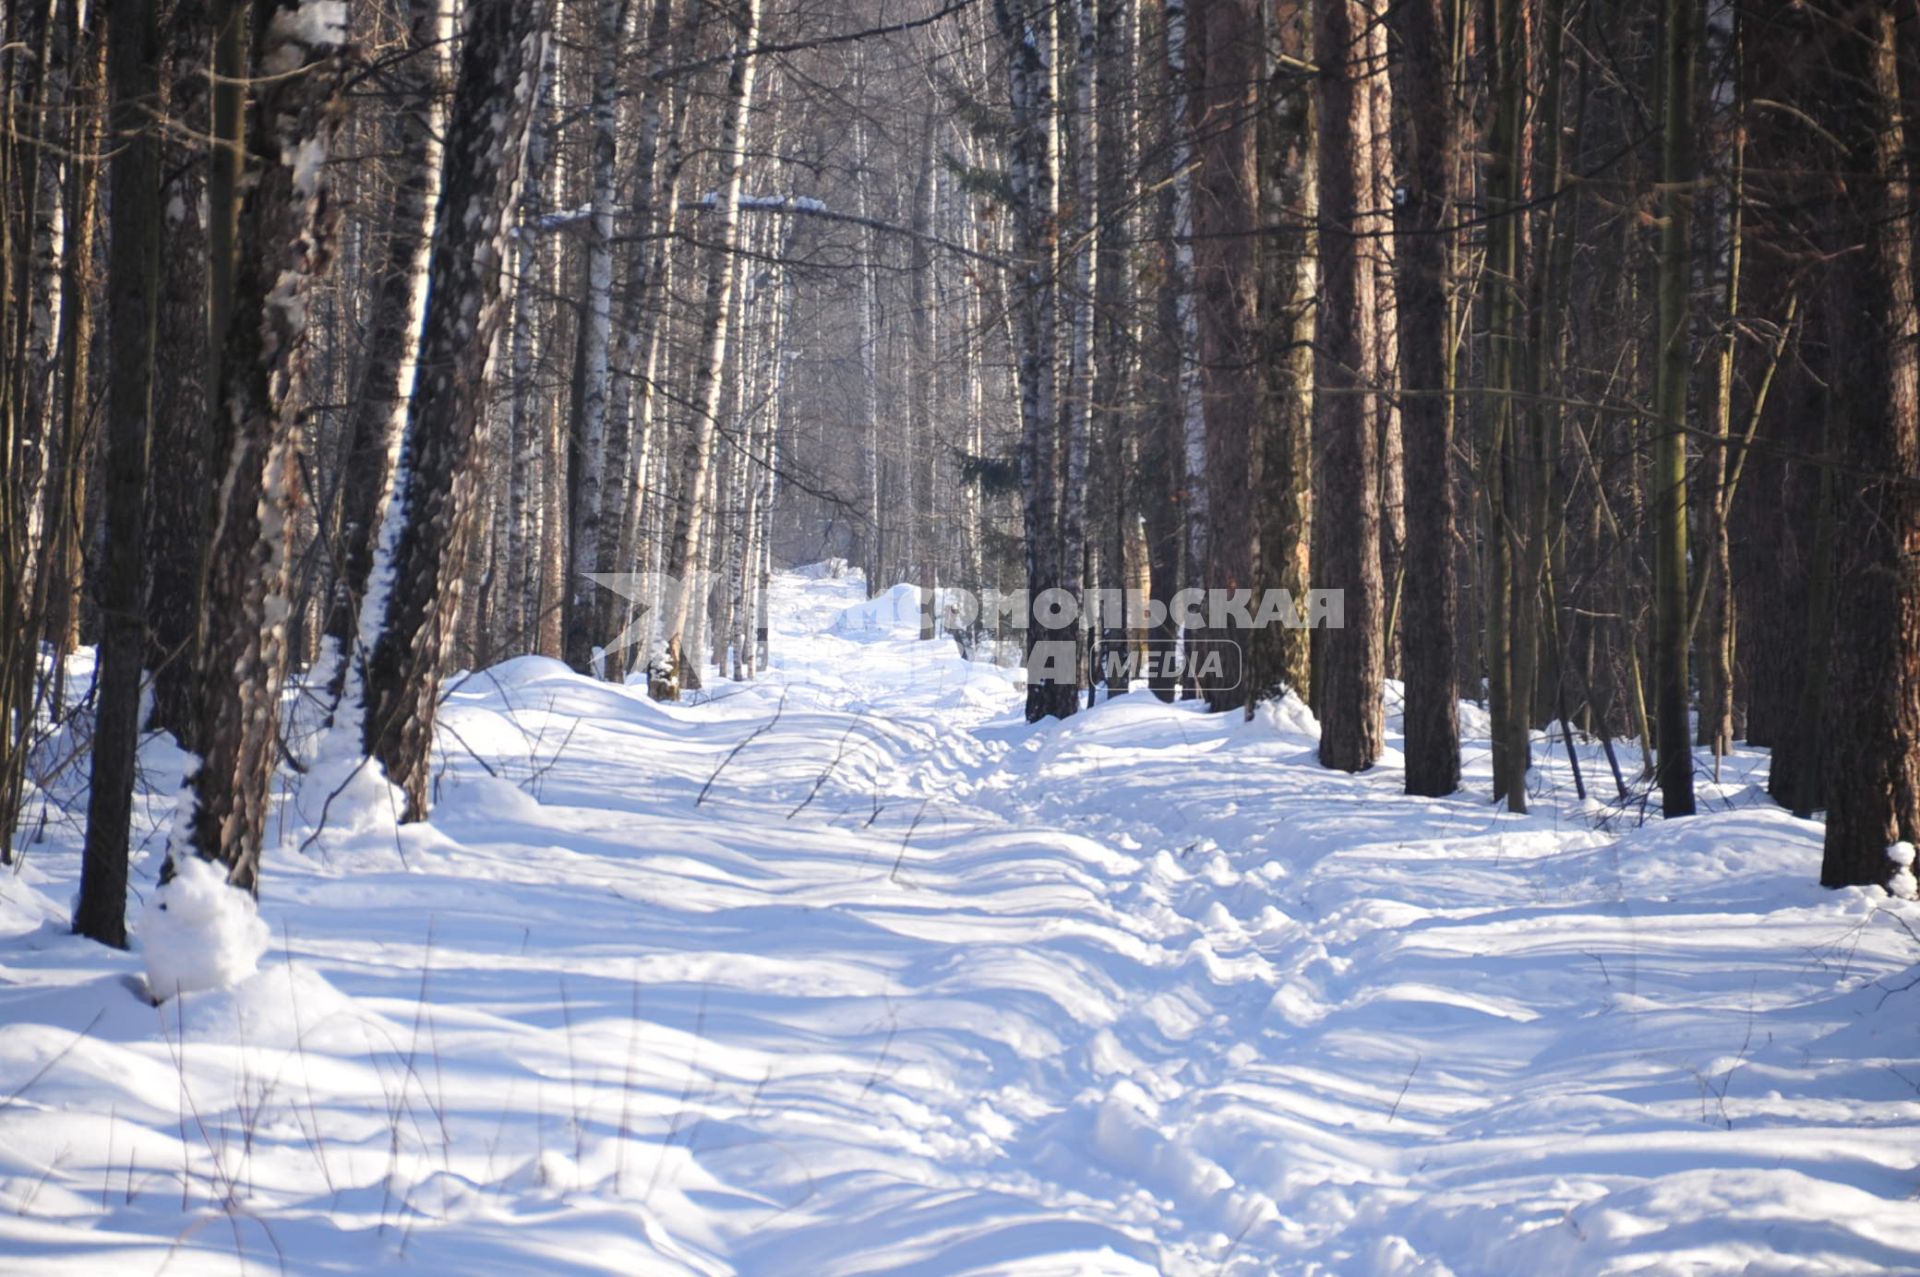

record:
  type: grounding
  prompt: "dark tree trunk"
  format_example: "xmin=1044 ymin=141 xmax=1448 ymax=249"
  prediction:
xmin=1817 ymin=4 xmax=1920 ymax=888
xmin=144 ymin=1 xmax=214 ymax=746
xmin=1314 ymin=0 xmax=1385 ymax=772
xmin=1140 ymin=0 xmax=1186 ymax=703
xmin=76 ymin=0 xmax=161 ymax=948
xmin=1248 ymin=0 xmax=1313 ymax=712
xmin=1390 ymin=0 xmax=1461 ymax=796
xmin=994 ymin=0 xmax=1072 ymax=721
xmin=1650 ymin=0 xmax=1697 ymax=817
xmin=1190 ymin=0 xmax=1260 ymax=713
xmin=178 ymin=0 xmax=350 ymax=892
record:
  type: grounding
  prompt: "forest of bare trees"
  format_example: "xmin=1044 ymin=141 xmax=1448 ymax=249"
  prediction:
xmin=1 ymin=0 xmax=1916 ymax=948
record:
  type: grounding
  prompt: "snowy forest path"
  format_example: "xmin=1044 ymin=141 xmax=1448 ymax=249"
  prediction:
xmin=2 ymin=570 xmax=1919 ymax=1276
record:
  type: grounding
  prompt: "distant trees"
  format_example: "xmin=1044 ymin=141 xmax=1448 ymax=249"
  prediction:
xmin=5 ymin=0 xmax=1920 ymax=940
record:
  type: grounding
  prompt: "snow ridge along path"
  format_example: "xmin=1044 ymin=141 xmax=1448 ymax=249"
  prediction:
xmin=3 ymin=567 xmax=1919 ymax=1275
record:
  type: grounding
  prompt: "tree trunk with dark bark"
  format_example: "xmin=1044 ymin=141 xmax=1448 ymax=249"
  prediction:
xmin=76 ymin=0 xmax=161 ymax=948
xmin=175 ymin=0 xmax=351 ymax=892
xmin=1314 ymin=0 xmax=1385 ymax=772
xmin=1817 ymin=4 xmax=1920 ymax=888
xmin=1390 ymin=0 xmax=1461 ymax=796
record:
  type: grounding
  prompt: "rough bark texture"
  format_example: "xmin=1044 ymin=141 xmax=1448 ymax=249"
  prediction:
xmin=1818 ymin=4 xmax=1920 ymax=888
xmin=1390 ymin=0 xmax=1460 ymax=796
xmin=1313 ymin=0 xmax=1385 ymax=772
xmin=145 ymin=0 xmax=214 ymax=745
xmin=1191 ymin=0 xmax=1260 ymax=713
xmin=363 ymin=0 xmax=551 ymax=820
xmin=179 ymin=0 xmax=351 ymax=892
xmin=1248 ymin=0 xmax=1313 ymax=713
xmin=325 ymin=0 xmax=445 ymax=698
xmin=994 ymin=0 xmax=1072 ymax=720
xmin=1651 ymin=0 xmax=1697 ymax=817
xmin=563 ymin=0 xmax=626 ymax=674
xmin=76 ymin=0 xmax=161 ymax=948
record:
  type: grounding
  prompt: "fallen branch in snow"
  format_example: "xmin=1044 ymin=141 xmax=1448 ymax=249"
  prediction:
xmin=1387 ymin=1053 xmax=1422 ymax=1123
xmin=697 ymin=689 xmax=788 ymax=806
xmin=0 ymin=1009 xmax=102 ymax=1114
xmin=888 ymin=797 xmax=931 ymax=885
xmin=789 ymin=712 xmax=865 ymax=819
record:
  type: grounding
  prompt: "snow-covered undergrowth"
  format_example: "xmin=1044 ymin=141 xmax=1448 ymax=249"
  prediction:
xmin=3 ymin=569 xmax=1919 ymax=1274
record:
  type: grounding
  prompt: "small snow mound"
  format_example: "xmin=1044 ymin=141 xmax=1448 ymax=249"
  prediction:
xmin=1888 ymin=841 xmax=1917 ymax=899
xmin=179 ymin=961 xmax=358 ymax=1048
xmin=140 ymin=856 xmax=270 ymax=1001
xmin=289 ymin=750 xmax=407 ymax=848
xmin=832 ymin=582 xmax=939 ymax=636
xmin=1257 ymin=689 xmax=1320 ymax=739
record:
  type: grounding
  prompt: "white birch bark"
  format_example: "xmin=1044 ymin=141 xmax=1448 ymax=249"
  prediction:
xmin=651 ymin=0 xmax=762 ymax=697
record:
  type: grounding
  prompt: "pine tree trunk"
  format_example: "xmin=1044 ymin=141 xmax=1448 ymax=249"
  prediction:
xmin=1367 ymin=0 xmax=1403 ymax=680
xmin=1191 ymin=0 xmax=1259 ymax=713
xmin=1651 ymin=0 xmax=1698 ymax=817
xmin=1140 ymin=0 xmax=1186 ymax=702
xmin=1314 ymin=0 xmax=1385 ymax=772
xmin=1484 ymin=0 xmax=1530 ymax=810
xmin=1092 ymin=0 xmax=1134 ymax=697
xmin=1391 ymin=0 xmax=1461 ymax=796
xmin=1164 ymin=0 xmax=1205 ymax=676
xmin=1818 ymin=4 xmax=1920 ymax=887
xmin=142 ymin=5 xmax=214 ymax=744
xmin=995 ymin=0 xmax=1071 ymax=720
xmin=0 ymin=4 xmax=41 ymax=859
xmin=1248 ymin=0 xmax=1313 ymax=710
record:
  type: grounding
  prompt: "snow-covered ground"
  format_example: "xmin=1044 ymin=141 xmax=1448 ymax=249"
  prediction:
xmin=4 ymin=568 xmax=1919 ymax=1275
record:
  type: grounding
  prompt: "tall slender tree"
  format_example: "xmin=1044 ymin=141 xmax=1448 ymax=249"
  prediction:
xmin=652 ymin=0 xmax=762 ymax=699
xmin=1314 ymin=0 xmax=1385 ymax=772
xmin=1191 ymin=0 xmax=1260 ymax=713
xmin=1650 ymin=0 xmax=1698 ymax=818
xmin=1390 ymin=0 xmax=1461 ymax=796
xmin=75 ymin=0 xmax=161 ymax=947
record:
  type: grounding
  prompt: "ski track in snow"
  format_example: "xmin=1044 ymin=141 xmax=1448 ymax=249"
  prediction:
xmin=3 ymin=569 xmax=1920 ymax=1275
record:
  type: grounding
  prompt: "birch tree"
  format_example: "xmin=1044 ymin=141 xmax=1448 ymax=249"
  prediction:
xmin=651 ymin=0 xmax=761 ymax=699
xmin=363 ymin=0 xmax=552 ymax=819
xmin=173 ymin=0 xmax=353 ymax=890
